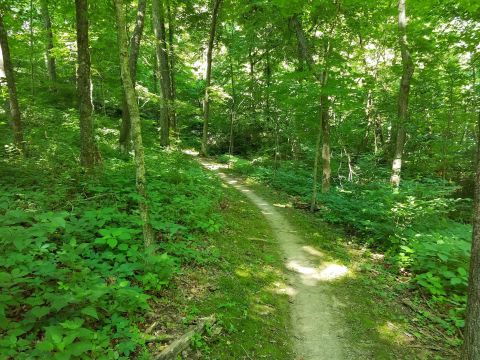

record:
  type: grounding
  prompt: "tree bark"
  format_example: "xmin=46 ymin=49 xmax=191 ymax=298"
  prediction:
xmin=166 ymin=0 xmax=177 ymax=133
xmin=201 ymin=0 xmax=222 ymax=156
xmin=0 ymin=10 xmax=25 ymax=152
xmin=152 ymin=0 xmax=172 ymax=147
xmin=119 ymin=0 xmax=147 ymax=153
xmin=75 ymin=0 xmax=98 ymax=168
xmin=390 ymin=0 xmax=414 ymax=187
xmin=462 ymin=57 xmax=480 ymax=358
xmin=228 ymin=46 xmax=236 ymax=155
xmin=40 ymin=0 xmax=57 ymax=89
xmin=114 ymin=0 xmax=155 ymax=248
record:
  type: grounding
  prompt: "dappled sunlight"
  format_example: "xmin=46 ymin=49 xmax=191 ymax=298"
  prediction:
xmin=377 ymin=321 xmax=413 ymax=345
xmin=251 ymin=303 xmax=275 ymax=316
xmin=302 ymin=245 xmax=324 ymax=258
xmin=235 ymin=266 xmax=252 ymax=278
xmin=269 ymin=281 xmax=298 ymax=297
xmin=273 ymin=203 xmax=292 ymax=208
xmin=181 ymin=149 xmax=199 ymax=156
xmin=287 ymin=260 xmax=349 ymax=285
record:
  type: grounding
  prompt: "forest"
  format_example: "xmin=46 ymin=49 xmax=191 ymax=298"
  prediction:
xmin=0 ymin=0 xmax=479 ymax=359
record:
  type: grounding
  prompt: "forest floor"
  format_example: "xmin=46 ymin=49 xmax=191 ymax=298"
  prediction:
xmin=197 ymin=155 xmax=457 ymax=360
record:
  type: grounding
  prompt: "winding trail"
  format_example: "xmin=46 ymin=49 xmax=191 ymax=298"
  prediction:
xmin=201 ymin=159 xmax=347 ymax=360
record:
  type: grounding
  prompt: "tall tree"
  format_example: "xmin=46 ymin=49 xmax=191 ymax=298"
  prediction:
xmin=152 ymin=0 xmax=173 ymax=147
xmin=114 ymin=0 xmax=155 ymax=247
xmin=201 ymin=0 xmax=222 ymax=156
xmin=390 ymin=0 xmax=414 ymax=187
xmin=119 ymin=0 xmax=147 ymax=152
xmin=463 ymin=116 xmax=480 ymax=359
xmin=290 ymin=14 xmax=332 ymax=210
xmin=0 ymin=9 xmax=25 ymax=152
xmin=166 ymin=0 xmax=177 ymax=132
xmin=75 ymin=0 xmax=98 ymax=168
xmin=40 ymin=0 xmax=57 ymax=89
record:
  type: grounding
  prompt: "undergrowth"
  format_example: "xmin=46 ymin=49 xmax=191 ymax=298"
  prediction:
xmin=220 ymin=154 xmax=472 ymax=338
xmin=0 ymin=106 xmax=223 ymax=359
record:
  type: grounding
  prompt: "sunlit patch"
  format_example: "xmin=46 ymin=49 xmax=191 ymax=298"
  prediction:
xmin=317 ymin=264 xmax=348 ymax=280
xmin=241 ymin=189 xmax=250 ymax=193
xmin=377 ymin=321 xmax=411 ymax=344
xmin=287 ymin=260 xmax=348 ymax=284
xmin=235 ymin=267 xmax=251 ymax=278
xmin=371 ymin=253 xmax=385 ymax=261
xmin=261 ymin=211 xmax=273 ymax=215
xmin=273 ymin=203 xmax=292 ymax=208
xmin=182 ymin=149 xmax=199 ymax=156
xmin=302 ymin=246 xmax=324 ymax=258
xmin=252 ymin=303 xmax=275 ymax=316
xmin=270 ymin=281 xmax=298 ymax=296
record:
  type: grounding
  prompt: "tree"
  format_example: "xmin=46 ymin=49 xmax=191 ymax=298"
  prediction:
xmin=201 ymin=0 xmax=222 ymax=156
xmin=119 ymin=0 xmax=147 ymax=152
xmin=390 ymin=0 xmax=414 ymax=187
xmin=463 ymin=113 xmax=480 ymax=358
xmin=40 ymin=0 xmax=57 ymax=89
xmin=0 ymin=8 xmax=25 ymax=152
xmin=152 ymin=0 xmax=173 ymax=147
xmin=75 ymin=0 xmax=98 ymax=168
xmin=290 ymin=13 xmax=332 ymax=210
xmin=114 ymin=0 xmax=155 ymax=247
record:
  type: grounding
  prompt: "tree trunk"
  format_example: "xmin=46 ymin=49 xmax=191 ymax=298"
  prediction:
xmin=228 ymin=46 xmax=236 ymax=155
xmin=311 ymin=74 xmax=329 ymax=210
xmin=114 ymin=0 xmax=155 ymax=248
xmin=390 ymin=0 xmax=414 ymax=187
xmin=290 ymin=14 xmax=332 ymax=208
xmin=201 ymin=0 xmax=222 ymax=156
xmin=29 ymin=0 xmax=35 ymax=99
xmin=462 ymin=57 xmax=480 ymax=359
xmin=152 ymin=0 xmax=172 ymax=147
xmin=166 ymin=0 xmax=177 ymax=133
xmin=119 ymin=0 xmax=147 ymax=153
xmin=40 ymin=0 xmax=57 ymax=89
xmin=321 ymin=92 xmax=331 ymax=193
xmin=0 ymin=10 xmax=25 ymax=152
xmin=75 ymin=0 xmax=98 ymax=168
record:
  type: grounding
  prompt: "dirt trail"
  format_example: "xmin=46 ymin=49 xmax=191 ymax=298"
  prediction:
xmin=201 ymin=160 xmax=347 ymax=360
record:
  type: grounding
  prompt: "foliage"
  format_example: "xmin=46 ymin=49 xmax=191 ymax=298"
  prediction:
xmin=224 ymin=154 xmax=473 ymax=332
xmin=0 ymin=105 xmax=223 ymax=358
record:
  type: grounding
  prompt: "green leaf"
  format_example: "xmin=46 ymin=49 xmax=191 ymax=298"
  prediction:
xmin=60 ymin=318 xmax=84 ymax=330
xmin=36 ymin=340 xmax=54 ymax=352
xmin=80 ymin=306 xmax=99 ymax=320
xmin=107 ymin=237 xmax=118 ymax=248
xmin=69 ymin=341 xmax=92 ymax=356
xmin=30 ymin=306 xmax=51 ymax=319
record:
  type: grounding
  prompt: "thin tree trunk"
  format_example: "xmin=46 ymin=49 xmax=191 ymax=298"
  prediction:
xmin=290 ymin=14 xmax=332 ymax=208
xmin=119 ymin=0 xmax=147 ymax=152
xmin=321 ymin=92 xmax=331 ymax=193
xmin=228 ymin=47 xmax=236 ymax=155
xmin=40 ymin=0 xmax=57 ymax=89
xmin=201 ymin=0 xmax=222 ymax=156
xmin=75 ymin=0 xmax=98 ymax=168
xmin=152 ymin=0 xmax=172 ymax=147
xmin=0 ymin=11 xmax=25 ymax=152
xmin=28 ymin=0 xmax=35 ymax=100
xmin=390 ymin=0 xmax=414 ymax=187
xmin=166 ymin=0 xmax=177 ymax=133
xmin=152 ymin=50 xmax=160 ymax=122
xmin=114 ymin=0 xmax=154 ymax=247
